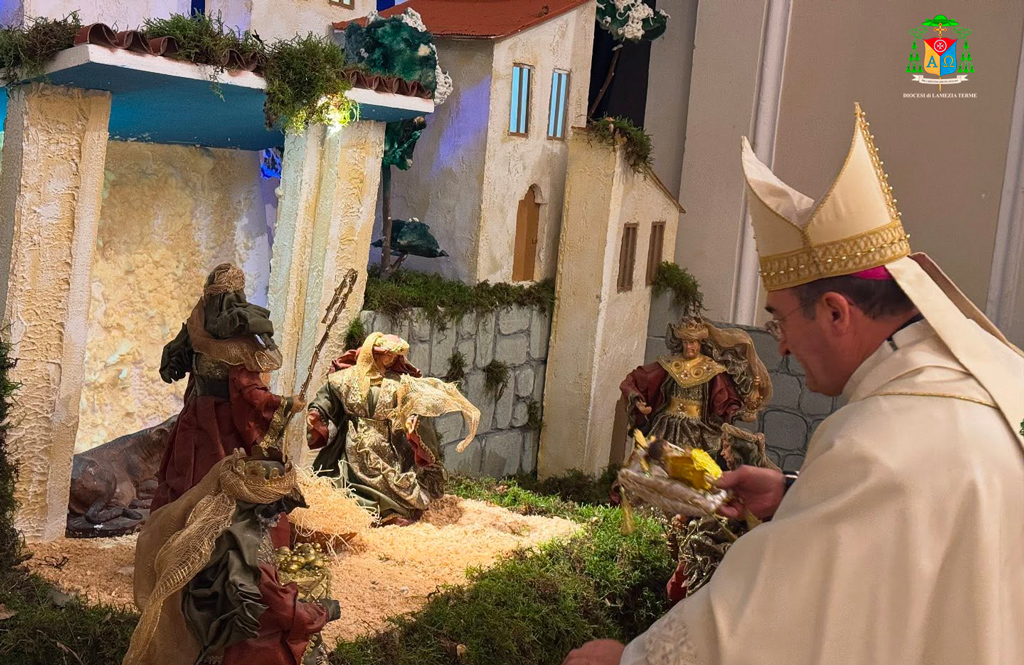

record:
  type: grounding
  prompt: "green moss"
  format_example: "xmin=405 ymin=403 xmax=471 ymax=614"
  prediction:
xmin=363 ymin=268 xmax=555 ymax=331
xmin=263 ymin=34 xmax=357 ymax=132
xmin=483 ymin=361 xmax=510 ymax=400
xmin=345 ymin=317 xmax=368 ymax=352
xmin=517 ymin=466 xmax=621 ymax=508
xmin=651 ymin=261 xmax=704 ymax=313
xmin=0 ymin=573 xmax=137 ymax=665
xmin=332 ymin=482 xmax=673 ymax=665
xmin=525 ymin=399 xmax=543 ymax=433
xmin=585 ymin=116 xmax=654 ymax=174
xmin=443 ymin=350 xmax=467 ymax=386
xmin=143 ymin=13 xmax=356 ymax=131
xmin=143 ymin=12 xmax=264 ymax=69
xmin=0 ymin=13 xmax=81 ymax=84
xmin=447 ymin=475 xmax=584 ymax=520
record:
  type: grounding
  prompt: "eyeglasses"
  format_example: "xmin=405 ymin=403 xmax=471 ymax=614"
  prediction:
xmin=764 ymin=305 xmax=805 ymax=342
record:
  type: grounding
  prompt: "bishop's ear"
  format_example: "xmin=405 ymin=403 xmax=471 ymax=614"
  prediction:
xmin=820 ymin=292 xmax=854 ymax=332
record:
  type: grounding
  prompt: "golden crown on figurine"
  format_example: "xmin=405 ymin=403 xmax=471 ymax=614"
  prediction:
xmin=671 ymin=316 xmax=709 ymax=342
xmin=226 ymin=448 xmax=297 ymax=494
xmin=741 ymin=103 xmax=912 ymax=291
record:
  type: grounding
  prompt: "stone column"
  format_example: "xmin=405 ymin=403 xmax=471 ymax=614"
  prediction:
xmin=268 ymin=123 xmax=327 ymax=401
xmin=0 ymin=84 xmax=112 ymax=541
xmin=268 ymin=120 xmax=386 ymax=462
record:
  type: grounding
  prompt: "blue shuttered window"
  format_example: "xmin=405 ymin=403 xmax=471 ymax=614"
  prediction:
xmin=509 ymin=64 xmax=532 ymax=135
xmin=547 ymin=70 xmax=570 ymax=139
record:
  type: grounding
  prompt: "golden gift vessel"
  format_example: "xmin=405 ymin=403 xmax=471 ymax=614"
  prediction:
xmin=617 ymin=430 xmax=730 ymax=520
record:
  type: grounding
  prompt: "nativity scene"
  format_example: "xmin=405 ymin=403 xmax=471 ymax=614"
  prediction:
xmin=1 ymin=3 xmax=1020 ymax=665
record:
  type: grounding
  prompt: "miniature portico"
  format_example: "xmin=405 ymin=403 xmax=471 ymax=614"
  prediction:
xmin=0 ymin=42 xmax=432 ymax=541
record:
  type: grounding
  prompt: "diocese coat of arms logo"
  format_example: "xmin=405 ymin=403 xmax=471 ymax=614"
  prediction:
xmin=907 ymin=14 xmax=974 ymax=88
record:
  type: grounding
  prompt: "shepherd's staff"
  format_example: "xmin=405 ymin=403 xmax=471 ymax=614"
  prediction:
xmin=298 ymin=268 xmax=359 ymax=401
xmin=263 ymin=269 xmax=359 ymax=450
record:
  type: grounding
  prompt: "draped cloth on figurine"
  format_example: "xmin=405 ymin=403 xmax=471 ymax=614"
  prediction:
xmin=151 ymin=366 xmax=290 ymax=512
xmin=308 ymin=333 xmax=479 ymax=519
xmin=620 ymin=321 xmax=1024 ymax=665
xmin=127 ymin=453 xmax=328 ymax=665
xmin=153 ymin=264 xmax=291 ymax=513
xmin=621 ymin=363 xmax=742 ymax=455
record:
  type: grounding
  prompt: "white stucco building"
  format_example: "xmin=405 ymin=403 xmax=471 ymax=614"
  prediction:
xmin=339 ymin=0 xmax=597 ymax=284
xmin=539 ymin=129 xmax=682 ymax=477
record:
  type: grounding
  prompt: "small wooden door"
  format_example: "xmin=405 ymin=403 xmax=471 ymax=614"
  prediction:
xmin=513 ymin=187 xmax=540 ymax=281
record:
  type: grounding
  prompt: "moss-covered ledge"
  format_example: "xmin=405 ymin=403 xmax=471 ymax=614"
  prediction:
xmin=347 ymin=269 xmax=556 ymax=346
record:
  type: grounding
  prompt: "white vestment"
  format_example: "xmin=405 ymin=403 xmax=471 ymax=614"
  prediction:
xmin=622 ymin=320 xmax=1024 ymax=665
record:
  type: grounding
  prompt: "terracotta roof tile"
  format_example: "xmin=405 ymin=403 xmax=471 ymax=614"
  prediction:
xmin=334 ymin=0 xmax=592 ymax=39
xmin=73 ymin=23 xmax=432 ymax=99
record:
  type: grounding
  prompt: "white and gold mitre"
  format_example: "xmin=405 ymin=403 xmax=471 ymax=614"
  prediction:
xmin=742 ymin=103 xmax=911 ymax=291
xmin=741 ymin=102 xmax=1023 ymax=446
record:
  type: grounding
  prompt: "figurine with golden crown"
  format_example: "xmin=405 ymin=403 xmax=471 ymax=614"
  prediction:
xmin=620 ymin=315 xmax=772 ymax=465
xmin=617 ymin=315 xmax=776 ymax=602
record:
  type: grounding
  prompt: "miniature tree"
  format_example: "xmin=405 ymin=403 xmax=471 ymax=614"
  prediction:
xmin=589 ymin=0 xmax=669 ymax=118
xmin=342 ymin=9 xmax=452 ymax=276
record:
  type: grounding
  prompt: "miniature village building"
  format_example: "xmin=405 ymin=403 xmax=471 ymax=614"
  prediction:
xmin=337 ymin=0 xmax=597 ymax=284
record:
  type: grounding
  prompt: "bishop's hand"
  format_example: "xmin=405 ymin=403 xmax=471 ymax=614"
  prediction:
xmin=636 ymin=400 xmax=653 ymax=415
xmin=716 ymin=465 xmax=785 ymax=520
xmin=562 ymin=640 xmax=626 ymax=665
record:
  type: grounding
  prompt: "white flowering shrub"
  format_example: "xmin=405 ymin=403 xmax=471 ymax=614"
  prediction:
xmin=597 ymin=0 xmax=669 ymax=43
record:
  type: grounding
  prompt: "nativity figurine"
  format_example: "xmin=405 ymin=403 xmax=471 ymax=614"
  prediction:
xmin=124 ymin=448 xmax=340 ymax=665
xmin=151 ymin=263 xmax=304 ymax=520
xmin=620 ymin=315 xmax=772 ymax=459
xmin=66 ymin=415 xmax=176 ymax=537
xmin=619 ymin=315 xmax=778 ymax=603
xmin=306 ymin=332 xmax=480 ymax=525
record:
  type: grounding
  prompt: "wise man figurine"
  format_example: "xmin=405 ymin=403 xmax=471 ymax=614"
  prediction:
xmin=620 ymin=316 xmax=772 ymax=461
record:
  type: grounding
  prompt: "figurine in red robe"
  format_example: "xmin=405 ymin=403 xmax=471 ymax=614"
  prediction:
xmin=151 ymin=264 xmax=303 ymax=532
xmin=620 ymin=316 xmax=770 ymax=457
xmin=621 ymin=315 xmax=775 ymax=604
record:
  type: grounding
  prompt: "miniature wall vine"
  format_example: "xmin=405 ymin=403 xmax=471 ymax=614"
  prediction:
xmin=651 ymin=261 xmax=703 ymax=314
xmin=584 ymin=116 xmax=654 ymax=174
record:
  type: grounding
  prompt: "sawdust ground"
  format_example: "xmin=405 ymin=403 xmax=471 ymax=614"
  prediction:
xmin=27 ymin=496 xmax=578 ymax=644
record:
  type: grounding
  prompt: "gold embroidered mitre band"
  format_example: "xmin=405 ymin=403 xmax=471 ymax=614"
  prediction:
xmin=742 ymin=103 xmax=911 ymax=291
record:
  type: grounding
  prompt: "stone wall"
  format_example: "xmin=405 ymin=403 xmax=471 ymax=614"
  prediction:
xmin=645 ymin=294 xmax=842 ymax=473
xmin=357 ymin=304 xmax=551 ymax=477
